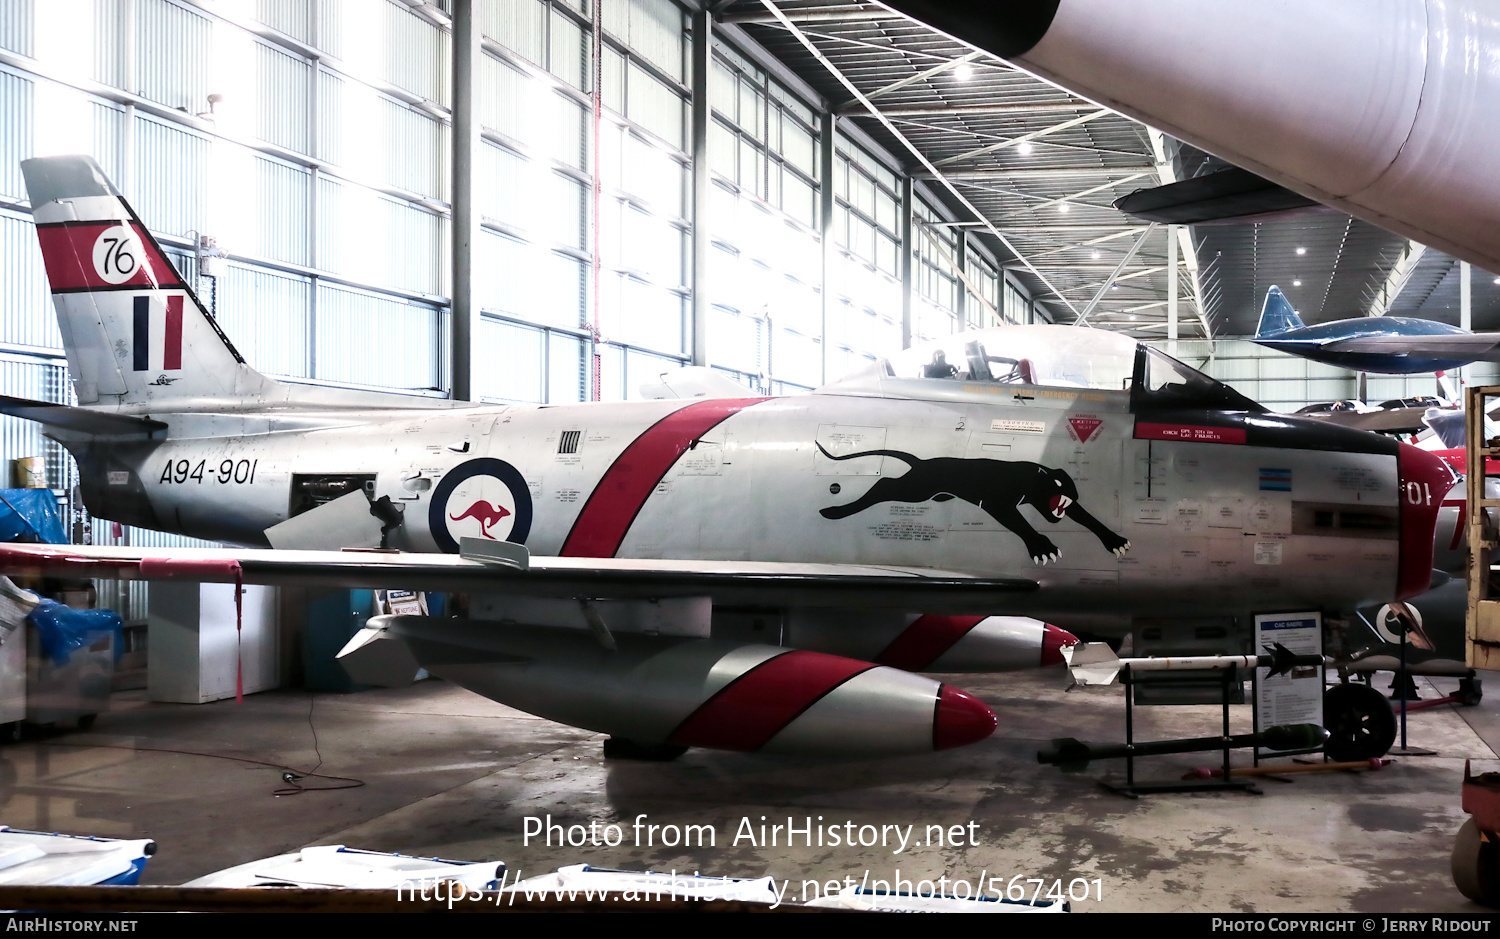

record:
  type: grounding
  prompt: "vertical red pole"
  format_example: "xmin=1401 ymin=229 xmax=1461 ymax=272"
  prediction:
xmin=234 ymin=573 xmax=243 ymax=704
xmin=590 ymin=0 xmax=603 ymax=401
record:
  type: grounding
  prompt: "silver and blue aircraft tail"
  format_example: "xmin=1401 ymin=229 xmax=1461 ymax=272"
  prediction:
xmin=1254 ymin=286 xmax=1304 ymax=339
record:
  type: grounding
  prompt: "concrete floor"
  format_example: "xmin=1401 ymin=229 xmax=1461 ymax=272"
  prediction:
xmin=0 ymin=667 xmax=1495 ymax=913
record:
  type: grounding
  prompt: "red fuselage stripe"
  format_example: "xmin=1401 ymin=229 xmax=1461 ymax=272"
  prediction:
xmin=874 ymin=614 xmax=987 ymax=670
xmin=667 ymin=650 xmax=874 ymax=751
xmin=34 ymin=221 xmax=184 ymax=292
xmin=559 ymin=397 xmax=769 ymax=558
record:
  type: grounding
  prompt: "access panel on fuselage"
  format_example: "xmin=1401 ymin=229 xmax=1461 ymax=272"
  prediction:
xmin=1116 ymin=435 xmax=1400 ymax=614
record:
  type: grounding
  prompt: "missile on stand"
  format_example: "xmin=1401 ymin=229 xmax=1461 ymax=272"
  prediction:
xmin=1061 ymin=641 xmax=1327 ymax=689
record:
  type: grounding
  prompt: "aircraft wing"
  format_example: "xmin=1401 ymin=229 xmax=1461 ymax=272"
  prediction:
xmin=1317 ymin=333 xmax=1500 ymax=360
xmin=1114 ymin=166 xmax=1326 ymax=226
xmin=0 ymin=542 xmax=1037 ymax=612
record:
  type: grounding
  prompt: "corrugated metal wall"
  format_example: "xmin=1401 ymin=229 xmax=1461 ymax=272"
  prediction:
xmin=315 ymin=284 xmax=442 ymax=390
xmin=0 ymin=356 xmax=70 ymax=493
xmin=217 ymin=264 xmax=311 ymax=378
xmin=477 ymin=317 xmax=546 ymax=402
xmin=136 ymin=0 xmax=211 ymax=112
xmin=0 ymin=211 xmax=61 ymax=350
xmin=133 ymin=116 xmax=211 ymax=236
xmin=90 ymin=102 xmax=125 ymax=183
xmin=0 ymin=70 xmax=29 ymax=202
xmin=255 ymin=42 xmax=311 ymax=154
xmin=0 ymin=0 xmax=32 ymax=57
xmin=255 ymin=0 xmax=313 ymax=45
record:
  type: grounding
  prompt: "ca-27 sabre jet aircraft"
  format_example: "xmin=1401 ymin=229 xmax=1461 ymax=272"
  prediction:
xmin=0 ymin=156 xmax=1453 ymax=760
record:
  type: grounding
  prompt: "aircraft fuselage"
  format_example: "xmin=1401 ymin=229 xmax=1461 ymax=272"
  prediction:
xmin=72 ymin=379 xmax=1442 ymax=634
xmin=1256 ymin=318 xmax=1475 ymax=374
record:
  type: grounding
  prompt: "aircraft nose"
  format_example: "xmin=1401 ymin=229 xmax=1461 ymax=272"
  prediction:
xmin=1397 ymin=442 xmax=1457 ymax=600
xmin=1040 ymin=623 xmax=1080 ymax=666
xmin=932 ymin=685 xmax=998 ymax=750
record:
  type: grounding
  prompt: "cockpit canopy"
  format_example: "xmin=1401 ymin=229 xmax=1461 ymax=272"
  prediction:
xmin=882 ymin=325 xmax=1137 ymax=390
xmin=828 ymin=325 xmax=1264 ymax=413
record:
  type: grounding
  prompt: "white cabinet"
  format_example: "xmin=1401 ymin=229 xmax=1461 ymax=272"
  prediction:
xmin=148 ymin=583 xmax=278 ymax=704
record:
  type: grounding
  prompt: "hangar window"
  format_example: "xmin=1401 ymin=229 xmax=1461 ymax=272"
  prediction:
xmin=708 ymin=38 xmax=824 ymax=395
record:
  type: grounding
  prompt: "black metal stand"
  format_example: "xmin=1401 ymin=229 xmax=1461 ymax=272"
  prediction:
xmin=1100 ymin=664 xmax=1263 ymax=799
xmin=1389 ymin=621 xmax=1437 ymax=757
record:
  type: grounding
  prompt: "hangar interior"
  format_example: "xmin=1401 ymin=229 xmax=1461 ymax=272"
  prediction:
xmin=0 ymin=0 xmax=1495 ymax=913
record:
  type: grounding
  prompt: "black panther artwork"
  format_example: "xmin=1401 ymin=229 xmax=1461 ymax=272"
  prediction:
xmin=816 ymin=443 xmax=1132 ymax=565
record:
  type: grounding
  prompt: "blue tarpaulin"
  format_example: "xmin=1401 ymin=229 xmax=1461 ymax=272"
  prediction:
xmin=27 ymin=599 xmax=124 ymax=666
xmin=0 ymin=489 xmax=124 ymax=665
xmin=0 ymin=489 xmax=66 ymax=545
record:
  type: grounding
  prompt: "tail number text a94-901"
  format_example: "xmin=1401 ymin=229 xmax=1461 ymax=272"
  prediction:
xmin=159 ymin=459 xmax=258 ymax=485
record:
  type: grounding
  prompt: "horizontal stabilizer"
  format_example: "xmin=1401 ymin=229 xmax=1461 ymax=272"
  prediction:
xmin=0 ymin=394 xmax=166 ymax=437
xmin=1114 ymin=166 xmax=1324 ymax=225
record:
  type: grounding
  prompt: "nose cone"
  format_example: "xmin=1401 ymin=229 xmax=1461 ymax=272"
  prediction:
xmin=1397 ymin=442 xmax=1457 ymax=600
xmin=933 ymin=685 xmax=998 ymax=750
xmin=1040 ymin=623 xmax=1080 ymax=666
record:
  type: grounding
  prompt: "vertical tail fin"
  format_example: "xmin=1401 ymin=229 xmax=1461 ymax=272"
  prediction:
xmin=20 ymin=155 xmax=274 ymax=407
xmin=1254 ymin=285 xmax=1304 ymax=338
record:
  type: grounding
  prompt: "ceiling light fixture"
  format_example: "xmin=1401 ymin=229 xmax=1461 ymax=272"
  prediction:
xmin=1293 ymin=279 xmax=1302 ymax=286
xmin=1016 ymin=140 xmax=1033 ymax=156
xmin=1090 ymin=249 xmax=1100 ymax=259
xmin=1296 ymin=246 xmax=1306 ymax=255
xmin=953 ymin=63 xmax=974 ymax=82
xmin=1057 ymin=202 xmax=1070 ymax=213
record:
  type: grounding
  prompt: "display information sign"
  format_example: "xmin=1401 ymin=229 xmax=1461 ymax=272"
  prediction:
xmin=1254 ymin=611 xmax=1323 ymax=758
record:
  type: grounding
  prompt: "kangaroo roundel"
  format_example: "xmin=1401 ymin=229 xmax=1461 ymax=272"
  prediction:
xmin=430 ymin=458 xmax=533 ymax=553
